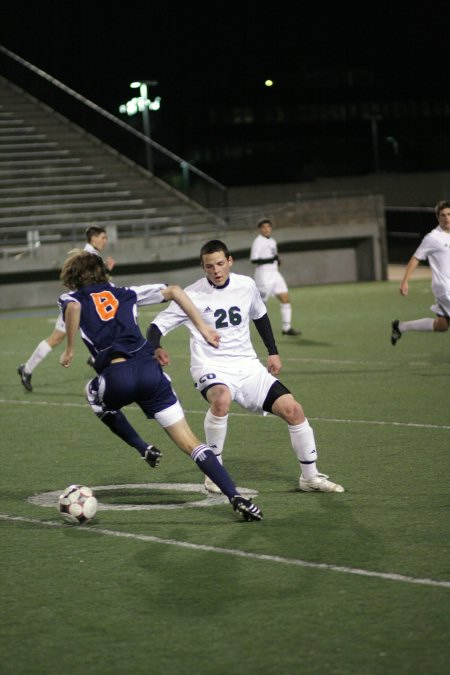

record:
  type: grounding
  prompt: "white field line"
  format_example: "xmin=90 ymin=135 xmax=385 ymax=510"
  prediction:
xmin=1 ymin=513 xmax=449 ymax=590
xmin=1 ymin=398 xmax=449 ymax=431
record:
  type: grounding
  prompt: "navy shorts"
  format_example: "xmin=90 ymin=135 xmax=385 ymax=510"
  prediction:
xmin=97 ymin=356 xmax=177 ymax=419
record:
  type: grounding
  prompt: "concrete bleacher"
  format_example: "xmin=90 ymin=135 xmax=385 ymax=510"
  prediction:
xmin=0 ymin=74 xmax=224 ymax=261
xmin=0 ymin=72 xmax=388 ymax=310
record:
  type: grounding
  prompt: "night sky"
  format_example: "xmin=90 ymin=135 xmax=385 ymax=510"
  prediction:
xmin=1 ymin=1 xmax=448 ymax=112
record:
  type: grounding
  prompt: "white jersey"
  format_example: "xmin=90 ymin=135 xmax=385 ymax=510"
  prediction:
xmin=250 ymin=234 xmax=288 ymax=300
xmin=250 ymin=234 xmax=279 ymax=274
xmin=414 ymin=226 xmax=450 ymax=299
xmin=153 ymin=272 xmax=267 ymax=369
xmin=84 ymin=242 xmax=100 ymax=256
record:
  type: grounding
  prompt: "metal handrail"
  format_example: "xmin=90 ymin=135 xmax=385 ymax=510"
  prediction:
xmin=0 ymin=44 xmax=228 ymax=204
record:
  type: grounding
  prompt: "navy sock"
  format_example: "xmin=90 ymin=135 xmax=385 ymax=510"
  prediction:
xmin=98 ymin=410 xmax=148 ymax=455
xmin=191 ymin=445 xmax=238 ymax=500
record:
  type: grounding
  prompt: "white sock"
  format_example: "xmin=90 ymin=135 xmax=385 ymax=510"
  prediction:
xmin=204 ymin=409 xmax=228 ymax=464
xmin=288 ymin=418 xmax=318 ymax=479
xmin=280 ymin=303 xmax=292 ymax=331
xmin=399 ymin=318 xmax=434 ymax=333
xmin=25 ymin=340 xmax=52 ymax=373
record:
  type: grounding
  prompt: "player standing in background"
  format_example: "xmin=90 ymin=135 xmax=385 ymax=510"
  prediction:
xmin=250 ymin=218 xmax=301 ymax=336
xmin=148 ymin=239 xmax=344 ymax=495
xmin=17 ymin=226 xmax=115 ymax=391
xmin=58 ymin=249 xmax=262 ymax=522
xmin=391 ymin=200 xmax=450 ymax=345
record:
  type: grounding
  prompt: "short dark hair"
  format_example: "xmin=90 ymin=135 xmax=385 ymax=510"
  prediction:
xmin=200 ymin=239 xmax=231 ymax=262
xmin=257 ymin=218 xmax=272 ymax=228
xmin=84 ymin=226 xmax=106 ymax=242
xmin=435 ymin=201 xmax=450 ymax=218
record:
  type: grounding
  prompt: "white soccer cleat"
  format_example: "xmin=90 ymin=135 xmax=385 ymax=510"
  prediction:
xmin=299 ymin=473 xmax=345 ymax=493
xmin=204 ymin=476 xmax=222 ymax=494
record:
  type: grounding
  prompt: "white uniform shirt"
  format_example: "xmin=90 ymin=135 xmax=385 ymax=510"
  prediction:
xmin=414 ymin=226 xmax=450 ymax=298
xmin=153 ymin=272 xmax=267 ymax=369
xmin=250 ymin=234 xmax=279 ymax=275
xmin=84 ymin=243 xmax=100 ymax=255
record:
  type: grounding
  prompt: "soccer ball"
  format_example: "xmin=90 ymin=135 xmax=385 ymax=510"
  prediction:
xmin=58 ymin=484 xmax=98 ymax=524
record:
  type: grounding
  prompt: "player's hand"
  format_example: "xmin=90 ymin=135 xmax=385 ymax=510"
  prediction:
xmin=105 ymin=255 xmax=116 ymax=271
xmin=154 ymin=347 xmax=170 ymax=366
xmin=267 ymin=355 xmax=282 ymax=375
xmin=399 ymin=281 xmax=409 ymax=296
xmin=60 ymin=350 xmax=73 ymax=368
xmin=201 ymin=325 xmax=221 ymax=348
xmin=203 ymin=326 xmax=220 ymax=349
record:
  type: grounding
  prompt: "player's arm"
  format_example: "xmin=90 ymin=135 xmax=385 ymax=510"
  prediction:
xmin=399 ymin=256 xmax=420 ymax=296
xmin=160 ymin=285 xmax=220 ymax=348
xmin=253 ymin=313 xmax=282 ymax=375
xmin=60 ymin=301 xmax=81 ymax=368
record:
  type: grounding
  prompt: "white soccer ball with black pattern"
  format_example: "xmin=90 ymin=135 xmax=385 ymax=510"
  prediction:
xmin=58 ymin=485 xmax=98 ymax=524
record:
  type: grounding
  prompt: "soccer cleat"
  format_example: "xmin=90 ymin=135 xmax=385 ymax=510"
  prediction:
xmin=204 ymin=476 xmax=222 ymax=494
xmin=282 ymin=328 xmax=302 ymax=336
xmin=17 ymin=364 xmax=32 ymax=391
xmin=391 ymin=319 xmax=402 ymax=346
xmin=231 ymin=495 xmax=263 ymax=521
xmin=143 ymin=446 xmax=162 ymax=468
xmin=299 ymin=473 xmax=345 ymax=493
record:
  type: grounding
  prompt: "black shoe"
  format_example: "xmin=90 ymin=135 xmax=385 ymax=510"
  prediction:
xmin=18 ymin=364 xmax=32 ymax=391
xmin=231 ymin=495 xmax=263 ymax=522
xmin=282 ymin=328 xmax=302 ymax=336
xmin=391 ymin=319 xmax=402 ymax=346
xmin=87 ymin=356 xmax=96 ymax=368
xmin=143 ymin=446 xmax=162 ymax=468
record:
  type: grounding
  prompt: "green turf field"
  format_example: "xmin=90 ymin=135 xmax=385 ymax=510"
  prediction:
xmin=1 ymin=277 xmax=449 ymax=675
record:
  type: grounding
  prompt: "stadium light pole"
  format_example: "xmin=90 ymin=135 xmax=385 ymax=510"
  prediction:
xmin=365 ymin=113 xmax=381 ymax=173
xmin=119 ymin=80 xmax=160 ymax=173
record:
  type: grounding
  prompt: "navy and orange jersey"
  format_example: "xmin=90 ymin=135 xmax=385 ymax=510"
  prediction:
xmin=59 ymin=282 xmax=167 ymax=371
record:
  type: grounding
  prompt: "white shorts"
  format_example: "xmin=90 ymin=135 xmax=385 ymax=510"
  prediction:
xmin=54 ymin=311 xmax=66 ymax=333
xmin=254 ymin=269 xmax=288 ymax=302
xmin=191 ymin=359 xmax=278 ymax=413
xmin=431 ymin=294 xmax=450 ymax=319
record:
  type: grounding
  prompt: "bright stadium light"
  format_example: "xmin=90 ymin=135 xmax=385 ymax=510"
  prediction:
xmin=119 ymin=80 xmax=160 ymax=173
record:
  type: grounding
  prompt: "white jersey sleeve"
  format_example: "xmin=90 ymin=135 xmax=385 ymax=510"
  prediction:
xmin=130 ymin=284 xmax=167 ymax=306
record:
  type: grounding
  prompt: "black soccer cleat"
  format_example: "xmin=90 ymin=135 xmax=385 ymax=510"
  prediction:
xmin=143 ymin=446 xmax=162 ymax=468
xmin=282 ymin=327 xmax=302 ymax=336
xmin=17 ymin=364 xmax=32 ymax=391
xmin=391 ymin=319 xmax=402 ymax=346
xmin=231 ymin=495 xmax=263 ymax=522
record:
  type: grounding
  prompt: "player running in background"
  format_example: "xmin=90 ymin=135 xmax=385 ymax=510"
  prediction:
xmin=17 ymin=226 xmax=116 ymax=391
xmin=58 ymin=249 xmax=262 ymax=522
xmin=391 ymin=200 xmax=450 ymax=345
xmin=148 ymin=239 xmax=344 ymax=495
xmin=250 ymin=217 xmax=301 ymax=336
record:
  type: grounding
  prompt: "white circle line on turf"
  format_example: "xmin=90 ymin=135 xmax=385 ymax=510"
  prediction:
xmin=1 ymin=398 xmax=449 ymax=431
xmin=1 ymin=512 xmax=449 ymax=590
xmin=28 ymin=483 xmax=257 ymax=511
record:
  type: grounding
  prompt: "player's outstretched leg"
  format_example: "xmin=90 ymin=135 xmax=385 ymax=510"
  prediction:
xmin=85 ymin=378 xmax=161 ymax=465
xmin=191 ymin=444 xmax=263 ymax=521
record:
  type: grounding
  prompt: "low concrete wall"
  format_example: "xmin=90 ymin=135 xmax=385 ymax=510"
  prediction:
xmin=0 ymin=219 xmax=386 ymax=310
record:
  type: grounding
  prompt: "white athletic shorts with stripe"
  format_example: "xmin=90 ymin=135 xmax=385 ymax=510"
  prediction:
xmin=191 ymin=358 xmax=277 ymax=413
xmin=254 ymin=268 xmax=288 ymax=302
